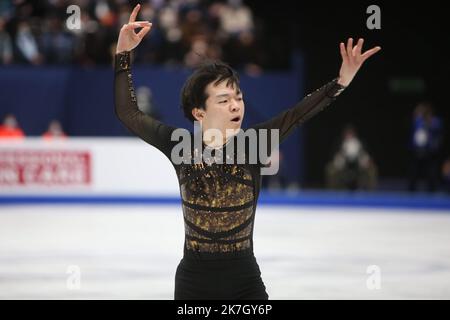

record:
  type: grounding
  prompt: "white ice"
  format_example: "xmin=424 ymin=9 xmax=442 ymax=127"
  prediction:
xmin=0 ymin=204 xmax=449 ymax=299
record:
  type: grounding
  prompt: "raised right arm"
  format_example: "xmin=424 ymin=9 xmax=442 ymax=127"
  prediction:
xmin=114 ymin=4 xmax=177 ymax=158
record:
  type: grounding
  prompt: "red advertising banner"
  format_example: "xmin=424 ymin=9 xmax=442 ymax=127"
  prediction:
xmin=0 ymin=150 xmax=91 ymax=186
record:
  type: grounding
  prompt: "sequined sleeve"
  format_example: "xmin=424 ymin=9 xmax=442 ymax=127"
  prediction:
xmin=252 ymin=78 xmax=346 ymax=143
xmin=114 ymin=51 xmax=178 ymax=159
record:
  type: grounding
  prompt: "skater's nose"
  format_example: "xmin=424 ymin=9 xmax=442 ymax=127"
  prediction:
xmin=230 ymin=99 xmax=240 ymax=112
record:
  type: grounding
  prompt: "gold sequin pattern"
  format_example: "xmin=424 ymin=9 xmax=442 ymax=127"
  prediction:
xmin=180 ymin=165 xmax=253 ymax=208
xmin=186 ymin=239 xmax=251 ymax=253
xmin=179 ymin=163 xmax=255 ymax=254
xmin=185 ymin=219 xmax=253 ymax=241
xmin=183 ymin=206 xmax=253 ymax=234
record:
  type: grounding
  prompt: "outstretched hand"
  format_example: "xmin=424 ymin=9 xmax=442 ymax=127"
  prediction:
xmin=337 ymin=38 xmax=381 ymax=87
xmin=116 ymin=4 xmax=152 ymax=54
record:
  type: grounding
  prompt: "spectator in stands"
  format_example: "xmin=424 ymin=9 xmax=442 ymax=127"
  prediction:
xmin=42 ymin=120 xmax=67 ymax=140
xmin=325 ymin=124 xmax=377 ymax=191
xmin=183 ymin=36 xmax=222 ymax=68
xmin=218 ymin=0 xmax=254 ymax=37
xmin=40 ymin=15 xmax=75 ymax=64
xmin=442 ymin=157 xmax=450 ymax=194
xmin=0 ymin=17 xmax=13 ymax=64
xmin=0 ymin=114 xmax=25 ymax=139
xmin=14 ymin=20 xmax=43 ymax=65
xmin=223 ymin=30 xmax=264 ymax=75
xmin=408 ymin=101 xmax=443 ymax=192
xmin=179 ymin=7 xmax=209 ymax=51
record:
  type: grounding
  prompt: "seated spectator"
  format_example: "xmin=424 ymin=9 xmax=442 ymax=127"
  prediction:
xmin=325 ymin=124 xmax=377 ymax=191
xmin=0 ymin=114 xmax=25 ymax=139
xmin=42 ymin=120 xmax=67 ymax=140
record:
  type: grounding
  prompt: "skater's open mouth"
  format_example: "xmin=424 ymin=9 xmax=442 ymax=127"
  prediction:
xmin=231 ymin=116 xmax=241 ymax=122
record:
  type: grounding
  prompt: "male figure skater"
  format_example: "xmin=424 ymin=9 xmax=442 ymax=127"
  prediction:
xmin=114 ymin=4 xmax=381 ymax=299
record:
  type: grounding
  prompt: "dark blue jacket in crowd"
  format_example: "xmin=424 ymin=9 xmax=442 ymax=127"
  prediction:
xmin=410 ymin=115 xmax=443 ymax=156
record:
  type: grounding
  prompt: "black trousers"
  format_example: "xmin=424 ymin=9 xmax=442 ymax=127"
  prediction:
xmin=174 ymin=255 xmax=269 ymax=300
xmin=408 ymin=154 xmax=439 ymax=192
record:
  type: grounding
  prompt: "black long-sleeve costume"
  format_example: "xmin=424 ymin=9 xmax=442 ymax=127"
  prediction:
xmin=114 ymin=51 xmax=346 ymax=299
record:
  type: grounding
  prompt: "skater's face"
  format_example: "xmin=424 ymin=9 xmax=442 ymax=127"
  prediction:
xmin=192 ymin=80 xmax=245 ymax=142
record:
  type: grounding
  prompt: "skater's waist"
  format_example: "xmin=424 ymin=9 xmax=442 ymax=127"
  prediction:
xmin=183 ymin=248 xmax=255 ymax=263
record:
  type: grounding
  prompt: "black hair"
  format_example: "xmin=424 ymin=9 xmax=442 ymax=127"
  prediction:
xmin=180 ymin=60 xmax=240 ymax=122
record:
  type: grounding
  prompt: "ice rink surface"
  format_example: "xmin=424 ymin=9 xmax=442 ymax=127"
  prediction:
xmin=1 ymin=204 xmax=449 ymax=299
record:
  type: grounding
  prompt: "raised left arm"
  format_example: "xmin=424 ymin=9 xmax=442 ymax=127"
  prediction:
xmin=251 ymin=37 xmax=381 ymax=152
xmin=337 ymin=38 xmax=381 ymax=87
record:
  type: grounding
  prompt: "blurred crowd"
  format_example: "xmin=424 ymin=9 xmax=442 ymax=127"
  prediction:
xmin=0 ymin=0 xmax=266 ymax=73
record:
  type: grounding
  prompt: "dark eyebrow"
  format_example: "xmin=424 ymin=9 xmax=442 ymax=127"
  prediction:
xmin=215 ymin=91 xmax=242 ymax=99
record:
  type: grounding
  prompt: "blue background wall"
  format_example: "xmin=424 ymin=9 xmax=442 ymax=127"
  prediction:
xmin=0 ymin=61 xmax=305 ymax=185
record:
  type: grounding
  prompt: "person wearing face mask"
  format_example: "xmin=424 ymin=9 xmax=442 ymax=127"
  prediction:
xmin=325 ymin=124 xmax=377 ymax=191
